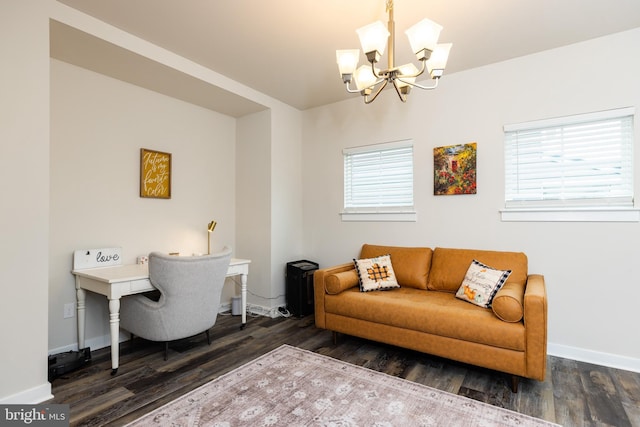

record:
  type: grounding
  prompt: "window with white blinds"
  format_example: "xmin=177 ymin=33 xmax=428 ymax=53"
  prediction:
xmin=342 ymin=140 xmax=414 ymax=220
xmin=504 ymin=108 xmax=635 ymax=213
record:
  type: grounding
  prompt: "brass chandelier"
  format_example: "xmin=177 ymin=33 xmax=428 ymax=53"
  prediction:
xmin=336 ymin=0 xmax=452 ymax=104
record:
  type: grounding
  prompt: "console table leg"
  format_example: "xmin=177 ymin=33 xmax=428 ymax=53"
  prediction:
xmin=108 ymin=298 xmax=121 ymax=374
xmin=76 ymin=286 xmax=86 ymax=349
xmin=240 ymin=272 xmax=247 ymax=329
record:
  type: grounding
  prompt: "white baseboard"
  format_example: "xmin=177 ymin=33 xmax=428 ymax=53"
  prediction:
xmin=548 ymin=342 xmax=640 ymax=373
xmin=48 ymin=332 xmax=123 ymax=355
xmin=0 ymin=383 xmax=52 ymax=404
xmin=47 ymin=305 xmax=283 ymax=354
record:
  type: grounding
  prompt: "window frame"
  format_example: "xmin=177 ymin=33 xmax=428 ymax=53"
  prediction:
xmin=341 ymin=139 xmax=416 ymax=222
xmin=501 ymin=107 xmax=639 ymax=222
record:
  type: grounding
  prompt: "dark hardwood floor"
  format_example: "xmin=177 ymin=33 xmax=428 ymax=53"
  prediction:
xmin=49 ymin=313 xmax=640 ymax=427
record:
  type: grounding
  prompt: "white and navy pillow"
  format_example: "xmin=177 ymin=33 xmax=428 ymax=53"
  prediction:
xmin=455 ymin=259 xmax=511 ymax=308
xmin=353 ymin=254 xmax=400 ymax=292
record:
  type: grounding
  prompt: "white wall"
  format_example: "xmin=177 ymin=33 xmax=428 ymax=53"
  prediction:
xmin=270 ymin=107 xmax=304 ymax=303
xmin=236 ymin=110 xmax=273 ymax=310
xmin=235 ymin=106 xmax=305 ymax=315
xmin=302 ymin=28 xmax=640 ymax=370
xmin=49 ymin=59 xmax=238 ymax=352
xmin=0 ymin=1 xmax=51 ymax=403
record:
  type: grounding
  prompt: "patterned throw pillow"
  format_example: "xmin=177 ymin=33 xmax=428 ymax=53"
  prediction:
xmin=353 ymin=254 xmax=400 ymax=292
xmin=455 ymin=260 xmax=511 ymax=308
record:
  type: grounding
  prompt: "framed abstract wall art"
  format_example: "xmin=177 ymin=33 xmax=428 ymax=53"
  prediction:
xmin=140 ymin=148 xmax=171 ymax=199
xmin=433 ymin=142 xmax=477 ymax=195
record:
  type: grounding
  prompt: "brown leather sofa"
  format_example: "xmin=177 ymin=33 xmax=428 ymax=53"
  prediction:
xmin=313 ymin=244 xmax=547 ymax=392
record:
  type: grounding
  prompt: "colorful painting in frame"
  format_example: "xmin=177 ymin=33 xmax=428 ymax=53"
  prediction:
xmin=434 ymin=142 xmax=477 ymax=195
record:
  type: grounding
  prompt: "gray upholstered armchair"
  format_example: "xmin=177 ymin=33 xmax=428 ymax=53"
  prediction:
xmin=119 ymin=247 xmax=232 ymax=360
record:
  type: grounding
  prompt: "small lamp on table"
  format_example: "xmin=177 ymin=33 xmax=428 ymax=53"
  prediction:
xmin=207 ymin=220 xmax=217 ymax=255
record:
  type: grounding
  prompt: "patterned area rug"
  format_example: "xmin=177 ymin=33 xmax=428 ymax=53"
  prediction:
xmin=127 ymin=345 xmax=560 ymax=427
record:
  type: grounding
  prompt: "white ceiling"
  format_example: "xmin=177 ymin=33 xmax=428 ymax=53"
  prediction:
xmin=54 ymin=0 xmax=640 ymax=113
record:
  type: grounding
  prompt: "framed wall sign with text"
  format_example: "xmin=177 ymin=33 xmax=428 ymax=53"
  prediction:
xmin=140 ymin=148 xmax=171 ymax=199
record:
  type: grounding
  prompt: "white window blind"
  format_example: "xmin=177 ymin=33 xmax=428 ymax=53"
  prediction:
xmin=504 ymin=108 xmax=634 ymax=209
xmin=343 ymin=140 xmax=414 ymax=212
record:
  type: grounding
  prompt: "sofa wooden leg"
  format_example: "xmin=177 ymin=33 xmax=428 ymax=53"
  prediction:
xmin=332 ymin=331 xmax=338 ymax=345
xmin=164 ymin=342 xmax=169 ymax=361
xmin=511 ymin=375 xmax=520 ymax=393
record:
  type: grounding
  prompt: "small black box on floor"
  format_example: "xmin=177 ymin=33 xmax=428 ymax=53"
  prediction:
xmin=48 ymin=347 xmax=91 ymax=381
xmin=286 ymin=260 xmax=319 ymax=317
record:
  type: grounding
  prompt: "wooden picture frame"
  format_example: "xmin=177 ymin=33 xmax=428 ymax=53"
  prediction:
xmin=140 ymin=148 xmax=171 ymax=199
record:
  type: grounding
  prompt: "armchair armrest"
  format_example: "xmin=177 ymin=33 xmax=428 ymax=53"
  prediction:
xmin=523 ymin=274 xmax=548 ymax=381
xmin=314 ymin=262 xmax=355 ymax=329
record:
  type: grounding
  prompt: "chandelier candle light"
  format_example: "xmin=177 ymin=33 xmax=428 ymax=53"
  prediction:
xmin=336 ymin=0 xmax=452 ymax=103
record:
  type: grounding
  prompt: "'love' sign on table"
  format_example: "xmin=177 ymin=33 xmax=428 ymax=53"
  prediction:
xmin=73 ymin=247 xmax=122 ymax=270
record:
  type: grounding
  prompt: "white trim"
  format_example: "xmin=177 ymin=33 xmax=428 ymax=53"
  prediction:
xmin=340 ymin=211 xmax=417 ymax=222
xmin=548 ymin=342 xmax=640 ymax=373
xmin=48 ymin=332 xmax=116 ymax=354
xmin=0 ymin=383 xmax=53 ymax=404
xmin=504 ymin=106 xmax=635 ymax=132
xmin=500 ymin=207 xmax=640 ymax=222
xmin=48 ymin=305 xmax=238 ymax=355
xmin=342 ymin=139 xmax=413 ymax=155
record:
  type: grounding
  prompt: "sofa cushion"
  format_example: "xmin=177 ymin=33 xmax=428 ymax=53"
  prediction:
xmin=325 ymin=269 xmax=359 ymax=295
xmin=492 ymin=281 xmax=525 ymax=322
xmin=354 ymin=255 xmax=400 ymax=292
xmin=428 ymin=247 xmax=528 ymax=293
xmin=455 ymin=260 xmax=511 ymax=308
xmin=360 ymin=244 xmax=432 ymax=290
xmin=324 ymin=288 xmax=525 ymax=351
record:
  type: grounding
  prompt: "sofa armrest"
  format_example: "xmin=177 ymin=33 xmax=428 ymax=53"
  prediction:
xmin=314 ymin=262 xmax=355 ymax=329
xmin=523 ymin=274 xmax=547 ymax=381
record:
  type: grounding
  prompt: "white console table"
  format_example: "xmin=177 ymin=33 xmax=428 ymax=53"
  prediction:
xmin=72 ymin=258 xmax=250 ymax=374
